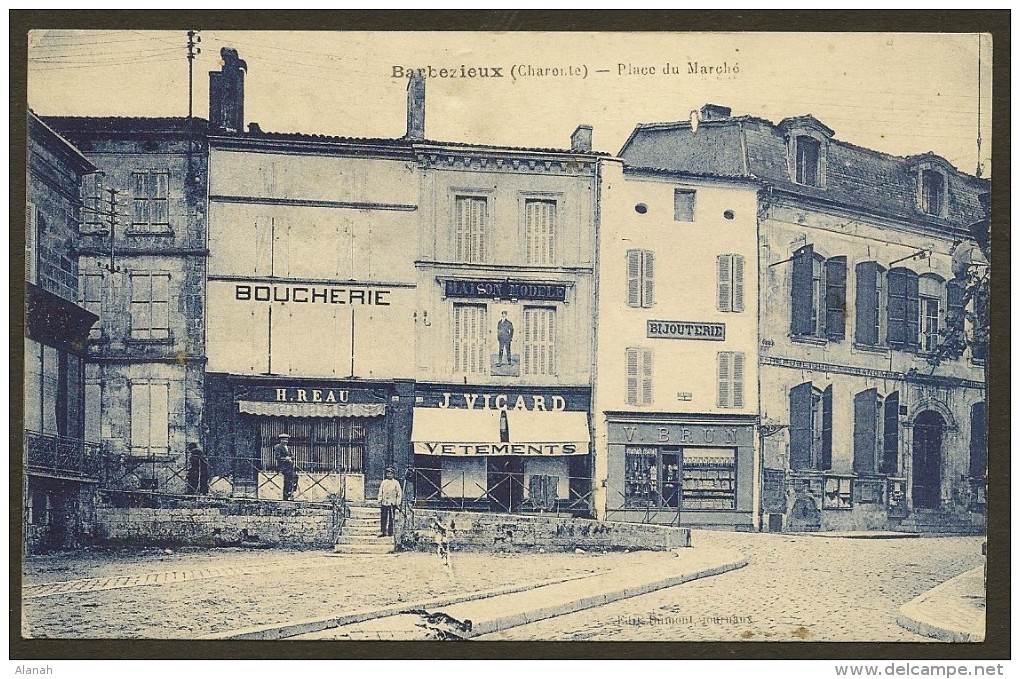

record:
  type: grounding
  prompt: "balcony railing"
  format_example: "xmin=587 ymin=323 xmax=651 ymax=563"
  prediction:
xmin=25 ymin=431 xmax=103 ymax=480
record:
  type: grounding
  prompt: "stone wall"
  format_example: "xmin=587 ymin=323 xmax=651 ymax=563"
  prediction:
xmin=95 ymin=497 xmax=336 ymax=548
xmin=398 ymin=510 xmax=690 ymax=553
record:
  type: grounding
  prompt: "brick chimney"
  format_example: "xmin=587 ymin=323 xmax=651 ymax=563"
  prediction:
xmin=571 ymin=125 xmax=593 ymax=152
xmin=699 ymin=104 xmax=732 ymax=121
xmin=406 ymin=72 xmax=425 ymax=140
xmin=209 ymin=48 xmax=247 ymax=132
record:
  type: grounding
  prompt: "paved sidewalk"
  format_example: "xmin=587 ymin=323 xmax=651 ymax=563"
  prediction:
xmin=897 ymin=566 xmax=986 ymax=642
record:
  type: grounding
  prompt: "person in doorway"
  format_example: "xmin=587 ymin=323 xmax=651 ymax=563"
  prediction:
xmin=275 ymin=434 xmax=298 ymax=501
xmin=186 ymin=443 xmax=211 ymax=495
xmin=497 ymin=311 xmax=514 ymax=366
xmin=378 ymin=466 xmax=403 ymax=537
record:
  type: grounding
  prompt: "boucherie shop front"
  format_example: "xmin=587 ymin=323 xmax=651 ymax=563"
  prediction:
xmin=410 ymin=384 xmax=593 ymax=515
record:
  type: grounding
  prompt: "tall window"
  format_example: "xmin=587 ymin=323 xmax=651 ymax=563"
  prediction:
xmin=26 ymin=202 xmax=38 ymax=284
xmin=853 ymin=388 xmax=882 ymax=474
xmin=625 ymin=347 xmax=653 ymax=406
xmin=524 ymin=199 xmax=557 ymax=265
xmin=130 ymin=380 xmax=170 ymax=455
xmin=881 ymin=391 xmax=900 ymax=475
xmin=454 ymin=196 xmax=487 ymax=263
xmin=131 ymin=170 xmax=170 ymax=231
xmin=717 ymin=254 xmax=745 ymax=312
xmin=626 ymin=249 xmax=654 ymax=308
xmin=716 ymin=351 xmax=745 ymax=408
xmin=918 ymin=274 xmax=944 ymax=353
xmin=673 ymin=189 xmax=696 ymax=222
xmin=452 ymin=303 xmax=488 ymax=374
xmin=920 ymin=169 xmax=946 ymax=216
xmin=794 ymin=136 xmax=822 ymax=187
xmin=522 ymin=306 xmax=556 ymax=376
xmin=789 ymin=382 xmax=832 ymax=471
xmin=80 ymin=272 xmax=104 ymax=339
xmin=80 ymin=173 xmax=105 ymax=232
xmin=130 ymin=272 xmax=171 ymax=341
xmin=855 ymin=261 xmax=887 ymax=346
xmin=791 ymin=246 xmax=845 ymax=339
xmin=886 ymin=267 xmax=919 ymax=351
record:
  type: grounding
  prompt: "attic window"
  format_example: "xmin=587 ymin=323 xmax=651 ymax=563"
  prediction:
xmin=795 ymin=136 xmax=822 ymax=187
xmin=920 ymin=168 xmax=947 ymax=217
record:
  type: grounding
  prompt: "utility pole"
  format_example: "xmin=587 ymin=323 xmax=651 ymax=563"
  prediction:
xmin=103 ymin=188 xmax=122 ymax=274
xmin=187 ymin=30 xmax=201 ymax=119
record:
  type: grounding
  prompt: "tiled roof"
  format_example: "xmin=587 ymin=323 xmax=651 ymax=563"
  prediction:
xmin=43 ymin=116 xmax=208 ymax=134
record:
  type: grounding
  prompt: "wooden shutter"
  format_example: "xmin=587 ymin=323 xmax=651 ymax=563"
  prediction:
xmin=717 ymin=255 xmax=732 ymax=312
xmin=133 ymin=172 xmax=148 ymax=224
xmin=904 ymin=269 xmax=920 ymax=351
xmin=153 ymin=171 xmax=170 ymax=223
xmin=625 ymin=348 xmax=639 ymax=405
xmin=947 ymin=279 xmax=966 ymax=338
xmin=641 ymin=349 xmax=653 ymax=406
xmin=130 ymin=382 xmax=150 ymax=452
xmin=732 ymin=254 xmax=745 ymax=312
xmin=789 ymin=382 xmax=812 ymax=470
xmin=853 ymin=388 xmax=879 ymax=473
xmin=825 ymin=256 xmax=847 ymax=340
xmin=881 ymin=391 xmax=899 ymax=474
xmin=969 ymin=401 xmax=987 ymax=479
xmin=717 ymin=352 xmax=731 ymax=407
xmin=732 ymin=352 xmax=745 ymax=407
xmin=887 ymin=268 xmax=912 ymax=349
xmin=855 ymin=261 xmax=879 ymax=345
xmin=626 ymin=250 xmax=641 ymax=307
xmin=791 ymin=245 xmax=814 ymax=335
xmin=642 ymin=250 xmax=655 ymax=307
xmin=820 ymin=384 xmax=833 ymax=470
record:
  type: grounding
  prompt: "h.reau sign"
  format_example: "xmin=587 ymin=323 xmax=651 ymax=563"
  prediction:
xmin=647 ymin=320 xmax=726 ymax=341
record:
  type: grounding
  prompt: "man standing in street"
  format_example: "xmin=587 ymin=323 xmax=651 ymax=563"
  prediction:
xmin=378 ymin=466 xmax=403 ymax=537
xmin=497 ymin=311 xmax=514 ymax=366
xmin=274 ymin=433 xmax=298 ymax=501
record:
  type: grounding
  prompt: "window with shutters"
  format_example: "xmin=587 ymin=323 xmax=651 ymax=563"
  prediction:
xmin=625 ymin=249 xmax=654 ymax=308
xmin=794 ymin=136 xmax=823 ymax=187
xmin=453 ymin=303 xmax=488 ymax=374
xmin=880 ymin=391 xmax=900 ymax=475
xmin=789 ymin=382 xmax=832 ymax=471
xmin=80 ymin=272 xmax=104 ymax=339
xmin=791 ymin=246 xmax=845 ymax=339
xmin=625 ymin=347 xmax=653 ymax=406
xmin=130 ymin=380 xmax=170 ymax=455
xmin=919 ymin=168 xmax=947 ymax=217
xmin=26 ymin=202 xmax=38 ymax=284
xmin=918 ymin=274 xmax=945 ymax=354
xmin=524 ymin=199 xmax=557 ymax=265
xmin=716 ymin=352 xmax=745 ymax=408
xmin=886 ymin=267 xmax=919 ymax=351
xmin=522 ymin=306 xmax=556 ymax=376
xmin=717 ymin=254 xmax=745 ymax=312
xmin=130 ymin=271 xmax=171 ymax=341
xmin=855 ymin=261 xmax=887 ymax=346
xmin=673 ymin=189 xmax=696 ymax=222
xmin=853 ymin=388 xmax=882 ymax=474
xmin=131 ymin=169 xmax=170 ymax=232
xmin=454 ymin=195 xmax=488 ymax=263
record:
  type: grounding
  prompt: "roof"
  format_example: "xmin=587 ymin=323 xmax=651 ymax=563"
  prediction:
xmin=619 ymin=111 xmax=989 ymax=232
xmin=28 ymin=112 xmax=97 ymax=175
xmin=43 ymin=116 xmax=209 ymax=136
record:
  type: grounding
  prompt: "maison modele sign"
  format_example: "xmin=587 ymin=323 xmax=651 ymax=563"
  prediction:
xmin=647 ymin=320 xmax=726 ymax=341
xmin=444 ymin=279 xmax=567 ymax=302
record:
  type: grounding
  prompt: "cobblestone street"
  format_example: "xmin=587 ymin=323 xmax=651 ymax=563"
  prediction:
xmin=482 ymin=531 xmax=986 ymax=642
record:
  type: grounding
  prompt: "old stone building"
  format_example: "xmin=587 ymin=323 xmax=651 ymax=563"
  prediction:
xmin=620 ymin=105 xmax=988 ymax=532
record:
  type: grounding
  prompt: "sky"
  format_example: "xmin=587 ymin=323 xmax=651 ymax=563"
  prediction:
xmin=27 ymin=30 xmax=992 ymax=176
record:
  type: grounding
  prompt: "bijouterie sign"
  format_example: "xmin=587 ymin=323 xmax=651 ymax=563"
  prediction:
xmin=647 ymin=320 xmax=726 ymax=341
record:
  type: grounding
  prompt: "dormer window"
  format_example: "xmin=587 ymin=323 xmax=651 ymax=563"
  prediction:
xmin=920 ymin=168 xmax=946 ymax=216
xmin=795 ymin=136 xmax=822 ymax=187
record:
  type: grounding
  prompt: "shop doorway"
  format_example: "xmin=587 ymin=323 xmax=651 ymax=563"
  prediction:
xmin=911 ymin=410 xmax=944 ymax=509
xmin=487 ymin=456 xmax=524 ymax=512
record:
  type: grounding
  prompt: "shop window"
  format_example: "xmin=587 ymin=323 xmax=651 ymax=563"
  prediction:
xmin=855 ymin=261 xmax=887 ymax=346
xmin=80 ymin=272 xmax=104 ymax=339
xmin=259 ymin=417 xmax=365 ymax=473
xmin=453 ymin=303 xmax=488 ymax=374
xmin=624 ymin=447 xmax=659 ymax=507
xmin=823 ymin=476 xmax=853 ymax=509
xmin=524 ymin=198 xmax=557 ymax=265
xmin=625 ymin=347 xmax=653 ymax=407
xmin=880 ymin=391 xmax=900 ymax=475
xmin=919 ymin=168 xmax=947 ymax=217
xmin=681 ymin=448 xmax=737 ymax=510
xmin=789 ymin=382 xmax=832 ymax=471
xmin=130 ymin=380 xmax=170 ymax=456
xmin=791 ymin=246 xmax=845 ymax=340
xmin=969 ymin=401 xmax=987 ymax=480
xmin=454 ymin=195 xmax=488 ymax=263
xmin=522 ymin=306 xmax=556 ymax=376
xmin=918 ymin=274 xmax=945 ymax=354
xmin=886 ymin=267 xmax=920 ymax=351
xmin=130 ymin=271 xmax=171 ymax=341
xmin=717 ymin=254 xmax=745 ymax=312
xmin=853 ymin=388 xmax=881 ymax=474
xmin=716 ymin=351 xmax=745 ymax=408
xmin=131 ymin=169 xmax=170 ymax=232
xmin=626 ymin=249 xmax=654 ymax=308
xmin=794 ymin=136 xmax=823 ymax=187
xmin=673 ymin=189 xmax=696 ymax=222
xmin=26 ymin=202 xmax=38 ymax=284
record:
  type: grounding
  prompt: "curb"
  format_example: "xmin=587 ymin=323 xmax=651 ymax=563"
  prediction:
xmin=896 ymin=566 xmax=985 ymax=643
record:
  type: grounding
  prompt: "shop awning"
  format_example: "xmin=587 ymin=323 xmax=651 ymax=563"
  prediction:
xmin=411 ymin=408 xmax=588 ymax=455
xmin=238 ymin=401 xmax=386 ymax=418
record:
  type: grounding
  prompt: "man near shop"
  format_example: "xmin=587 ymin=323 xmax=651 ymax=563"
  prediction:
xmin=274 ymin=433 xmax=298 ymax=501
xmin=378 ymin=466 xmax=403 ymax=537
xmin=497 ymin=311 xmax=514 ymax=366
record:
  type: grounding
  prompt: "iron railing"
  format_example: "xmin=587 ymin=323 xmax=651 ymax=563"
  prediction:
xmin=25 ymin=431 xmax=103 ymax=480
xmin=404 ymin=467 xmax=594 ymax=517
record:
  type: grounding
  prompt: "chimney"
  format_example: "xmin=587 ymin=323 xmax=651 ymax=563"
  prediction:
xmin=209 ymin=48 xmax=247 ymax=132
xmin=570 ymin=125 xmax=593 ymax=153
xmin=699 ymin=104 xmax=732 ymax=121
xmin=406 ymin=72 xmax=425 ymax=140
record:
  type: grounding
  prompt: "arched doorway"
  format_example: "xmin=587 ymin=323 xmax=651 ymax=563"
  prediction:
xmin=912 ymin=410 xmax=945 ymax=509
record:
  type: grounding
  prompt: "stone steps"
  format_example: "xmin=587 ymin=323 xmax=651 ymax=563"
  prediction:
xmin=334 ymin=502 xmax=394 ymax=553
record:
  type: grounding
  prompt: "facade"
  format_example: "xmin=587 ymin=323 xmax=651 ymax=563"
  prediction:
xmin=44 ymin=113 xmax=209 ymax=495
xmin=593 ymin=155 xmax=761 ymax=529
xmin=25 ymin=113 xmax=99 ymax=552
xmin=620 ymin=105 xmax=988 ymax=532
